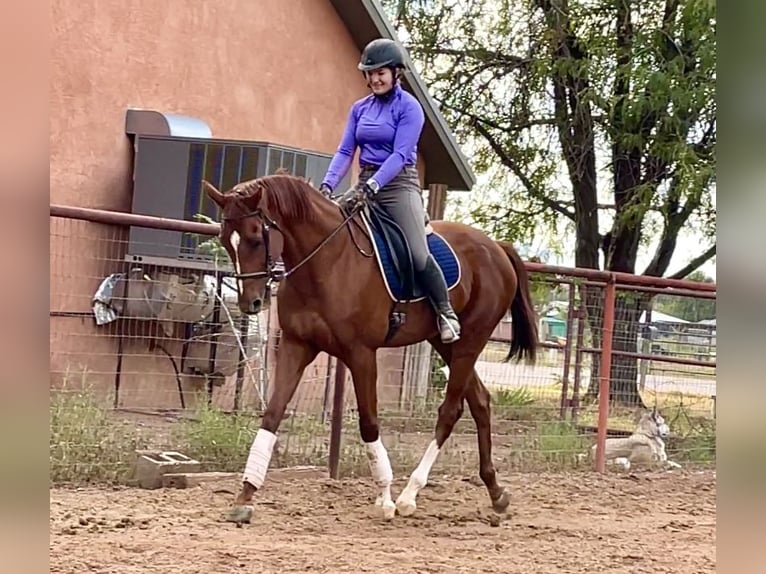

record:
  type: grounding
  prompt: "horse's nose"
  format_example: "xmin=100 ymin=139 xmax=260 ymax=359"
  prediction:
xmin=248 ymin=298 xmax=263 ymax=314
xmin=239 ymin=297 xmax=262 ymax=315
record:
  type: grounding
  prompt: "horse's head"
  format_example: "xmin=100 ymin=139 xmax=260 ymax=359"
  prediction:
xmin=203 ymin=179 xmax=282 ymax=315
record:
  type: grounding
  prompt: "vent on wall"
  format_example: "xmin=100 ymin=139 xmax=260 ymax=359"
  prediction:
xmin=127 ymin=134 xmax=350 ymax=271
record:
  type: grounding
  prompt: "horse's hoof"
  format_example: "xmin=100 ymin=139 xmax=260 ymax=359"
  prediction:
xmin=380 ymin=500 xmax=396 ymax=521
xmin=491 ymin=489 xmax=511 ymax=514
xmin=395 ymin=497 xmax=417 ymax=517
xmin=226 ymin=505 xmax=254 ymax=524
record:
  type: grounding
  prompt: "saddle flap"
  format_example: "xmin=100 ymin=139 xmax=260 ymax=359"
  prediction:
xmin=356 ymin=204 xmax=461 ymax=304
xmin=366 ymin=203 xmax=417 ymax=299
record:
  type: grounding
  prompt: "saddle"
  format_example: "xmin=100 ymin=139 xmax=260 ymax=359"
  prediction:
xmin=336 ymin=201 xmax=460 ymax=342
xmin=365 ymin=202 xmax=422 ymax=301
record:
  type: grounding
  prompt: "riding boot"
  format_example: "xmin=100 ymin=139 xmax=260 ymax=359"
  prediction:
xmin=417 ymin=255 xmax=461 ymax=343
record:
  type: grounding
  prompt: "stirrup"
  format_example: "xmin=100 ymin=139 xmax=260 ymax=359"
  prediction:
xmin=437 ymin=313 xmax=461 ymax=343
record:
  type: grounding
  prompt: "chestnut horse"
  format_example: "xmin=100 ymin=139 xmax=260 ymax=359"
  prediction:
xmin=202 ymin=174 xmax=538 ymax=523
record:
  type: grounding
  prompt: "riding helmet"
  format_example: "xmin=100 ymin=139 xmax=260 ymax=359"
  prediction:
xmin=358 ymin=38 xmax=406 ymax=71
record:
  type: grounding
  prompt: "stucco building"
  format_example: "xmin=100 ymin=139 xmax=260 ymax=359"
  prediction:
xmin=50 ymin=0 xmax=475 ymax=413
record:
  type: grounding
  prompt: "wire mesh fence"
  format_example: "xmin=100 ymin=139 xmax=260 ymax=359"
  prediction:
xmin=49 ymin=208 xmax=716 ymax=486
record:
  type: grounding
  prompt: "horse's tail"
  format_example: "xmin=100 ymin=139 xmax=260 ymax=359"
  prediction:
xmin=496 ymin=241 xmax=539 ymax=364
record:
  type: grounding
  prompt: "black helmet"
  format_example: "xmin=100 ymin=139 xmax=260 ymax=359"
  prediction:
xmin=358 ymin=38 xmax=406 ymax=71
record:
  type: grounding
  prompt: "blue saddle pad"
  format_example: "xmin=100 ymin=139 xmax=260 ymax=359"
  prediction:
xmin=362 ymin=215 xmax=461 ymax=303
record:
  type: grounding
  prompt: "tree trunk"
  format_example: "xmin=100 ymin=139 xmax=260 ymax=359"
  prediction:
xmin=608 ymin=293 xmax=646 ymax=406
xmin=582 ymin=287 xmax=648 ymax=407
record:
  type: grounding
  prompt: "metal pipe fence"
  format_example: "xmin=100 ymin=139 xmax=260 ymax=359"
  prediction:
xmin=49 ymin=204 xmax=716 ymax=485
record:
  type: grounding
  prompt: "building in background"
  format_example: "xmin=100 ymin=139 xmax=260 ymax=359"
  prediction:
xmin=49 ymin=0 xmax=475 ymax=411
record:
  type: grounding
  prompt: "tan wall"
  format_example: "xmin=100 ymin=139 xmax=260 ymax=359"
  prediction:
xmin=50 ymin=0 xmax=429 ymax=411
xmin=50 ymin=0 xmax=372 ymax=209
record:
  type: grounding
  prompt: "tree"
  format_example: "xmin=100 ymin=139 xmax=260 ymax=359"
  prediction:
xmin=653 ymin=270 xmax=716 ymax=322
xmin=384 ymin=0 xmax=716 ymax=406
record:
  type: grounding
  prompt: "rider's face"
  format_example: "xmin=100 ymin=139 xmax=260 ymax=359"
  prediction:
xmin=365 ymin=68 xmax=395 ymax=95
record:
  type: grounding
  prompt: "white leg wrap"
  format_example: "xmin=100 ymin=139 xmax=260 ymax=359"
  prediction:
xmin=407 ymin=439 xmax=440 ymax=492
xmin=365 ymin=438 xmax=393 ymax=486
xmin=243 ymin=429 xmax=277 ymax=488
xmin=365 ymin=438 xmax=396 ymax=520
xmin=396 ymin=439 xmax=441 ymax=516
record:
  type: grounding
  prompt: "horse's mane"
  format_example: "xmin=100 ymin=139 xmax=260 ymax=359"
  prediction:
xmin=232 ymin=169 xmax=321 ymax=222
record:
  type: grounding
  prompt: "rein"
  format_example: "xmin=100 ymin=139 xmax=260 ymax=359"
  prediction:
xmin=221 ymin=203 xmax=369 ymax=291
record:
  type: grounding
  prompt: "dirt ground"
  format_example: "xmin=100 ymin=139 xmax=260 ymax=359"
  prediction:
xmin=50 ymin=469 xmax=715 ymax=574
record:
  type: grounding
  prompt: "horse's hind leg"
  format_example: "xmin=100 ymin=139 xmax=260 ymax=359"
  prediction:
xmin=346 ymin=347 xmax=396 ymax=520
xmin=464 ymin=372 xmax=510 ymax=513
xmin=395 ymin=345 xmax=476 ymax=517
xmin=227 ymin=336 xmax=318 ymax=524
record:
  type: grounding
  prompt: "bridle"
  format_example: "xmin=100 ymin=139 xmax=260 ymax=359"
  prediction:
xmin=221 ymin=208 xmax=282 ymax=296
xmin=220 ymin=203 xmax=366 ymax=295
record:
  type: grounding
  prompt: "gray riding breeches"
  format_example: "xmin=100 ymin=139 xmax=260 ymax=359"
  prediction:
xmin=361 ymin=165 xmax=430 ymax=272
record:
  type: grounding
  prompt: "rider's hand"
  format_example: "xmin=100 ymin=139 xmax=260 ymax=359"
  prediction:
xmin=359 ymin=180 xmax=378 ymax=198
xmin=319 ymin=183 xmax=332 ymax=198
xmin=337 ymin=184 xmax=362 ymax=210
xmin=338 ymin=180 xmax=378 ymax=211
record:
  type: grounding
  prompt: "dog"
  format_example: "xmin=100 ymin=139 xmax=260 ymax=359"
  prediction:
xmin=584 ymin=408 xmax=682 ymax=472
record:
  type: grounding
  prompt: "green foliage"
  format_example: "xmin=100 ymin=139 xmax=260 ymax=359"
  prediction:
xmin=653 ymin=294 xmax=716 ymax=323
xmin=519 ymin=421 xmax=590 ymax=468
xmin=50 ymin=389 xmax=149 ymax=485
xmin=492 ymin=386 xmax=535 ymax=407
xmin=190 ymin=213 xmax=230 ymax=267
xmin=172 ymin=402 xmax=258 ymax=472
xmin=490 ymin=386 xmax=543 ymax=422
xmin=528 ymin=273 xmax=569 ymax=317
xmin=652 ymin=270 xmax=716 ymax=322
xmin=673 ymin=418 xmax=716 ymax=463
xmin=384 ymin=0 xmax=716 ymax=276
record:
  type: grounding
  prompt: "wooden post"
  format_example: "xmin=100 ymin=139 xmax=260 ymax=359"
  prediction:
xmin=328 ymin=358 xmax=347 ymax=479
xmin=426 ymin=183 xmax=448 ymax=220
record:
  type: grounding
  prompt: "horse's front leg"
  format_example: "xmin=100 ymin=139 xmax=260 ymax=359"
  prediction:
xmin=227 ymin=336 xmax=318 ymax=524
xmin=346 ymin=347 xmax=396 ymax=520
xmin=396 ymin=351 xmax=477 ymax=517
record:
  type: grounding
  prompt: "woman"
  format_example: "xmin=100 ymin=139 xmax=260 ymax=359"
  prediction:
xmin=319 ymin=38 xmax=461 ymax=344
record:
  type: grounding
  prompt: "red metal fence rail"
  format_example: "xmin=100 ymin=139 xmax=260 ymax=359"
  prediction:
xmin=50 ymin=204 xmax=716 ymax=477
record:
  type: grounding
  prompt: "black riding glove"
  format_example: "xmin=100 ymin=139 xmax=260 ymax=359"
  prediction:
xmin=338 ymin=180 xmax=378 ymax=211
xmin=319 ymin=183 xmax=332 ymax=198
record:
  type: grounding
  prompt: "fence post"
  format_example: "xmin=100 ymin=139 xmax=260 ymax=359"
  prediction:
xmin=328 ymin=358 xmax=347 ymax=479
xmin=559 ymin=284 xmax=577 ymax=419
xmin=595 ymin=274 xmax=617 ymax=473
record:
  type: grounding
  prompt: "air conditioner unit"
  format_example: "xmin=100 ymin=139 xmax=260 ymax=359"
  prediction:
xmin=126 ymin=134 xmax=350 ymax=271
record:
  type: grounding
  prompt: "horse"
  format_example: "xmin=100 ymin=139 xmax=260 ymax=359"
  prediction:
xmin=201 ymin=173 xmax=538 ymax=523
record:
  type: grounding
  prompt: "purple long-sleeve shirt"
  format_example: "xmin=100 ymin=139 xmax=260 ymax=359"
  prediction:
xmin=321 ymin=84 xmax=425 ymax=191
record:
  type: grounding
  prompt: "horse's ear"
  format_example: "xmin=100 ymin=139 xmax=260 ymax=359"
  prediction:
xmin=202 ymin=180 xmax=226 ymax=208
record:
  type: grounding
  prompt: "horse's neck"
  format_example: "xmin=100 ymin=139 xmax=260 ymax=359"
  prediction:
xmin=278 ymin=201 xmax=347 ymax=276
